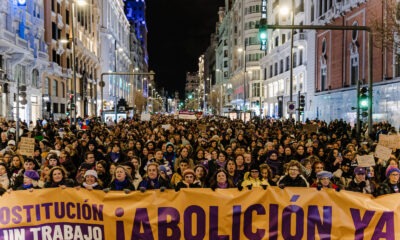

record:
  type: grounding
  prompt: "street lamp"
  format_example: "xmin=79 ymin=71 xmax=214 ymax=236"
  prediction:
xmin=64 ymin=0 xmax=87 ymax=126
xmin=238 ymin=45 xmax=247 ymax=122
xmin=280 ymin=1 xmax=295 ymax=119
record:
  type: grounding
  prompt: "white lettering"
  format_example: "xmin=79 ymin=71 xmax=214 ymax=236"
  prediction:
xmin=29 ymin=227 xmax=41 ymax=240
xmin=53 ymin=225 xmax=63 ymax=240
xmin=74 ymin=225 xmax=83 ymax=240
xmin=93 ymin=227 xmax=102 ymax=240
xmin=64 ymin=225 xmax=74 ymax=240
xmin=41 ymin=226 xmax=52 ymax=240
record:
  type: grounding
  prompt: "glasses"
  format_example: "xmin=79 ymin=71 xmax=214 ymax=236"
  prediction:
xmin=390 ymin=173 xmax=400 ymax=177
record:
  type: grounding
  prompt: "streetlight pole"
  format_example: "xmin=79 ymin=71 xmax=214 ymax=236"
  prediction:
xmin=289 ymin=0 xmax=294 ymax=120
xmin=238 ymin=45 xmax=247 ymax=122
xmin=71 ymin=1 xmax=77 ymax=127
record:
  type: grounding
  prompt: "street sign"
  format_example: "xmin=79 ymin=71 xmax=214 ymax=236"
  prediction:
xmin=287 ymin=101 xmax=296 ymax=114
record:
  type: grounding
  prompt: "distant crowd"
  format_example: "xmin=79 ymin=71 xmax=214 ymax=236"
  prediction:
xmin=0 ymin=114 xmax=399 ymax=198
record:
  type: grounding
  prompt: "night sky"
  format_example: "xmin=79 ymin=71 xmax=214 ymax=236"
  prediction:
xmin=146 ymin=0 xmax=225 ymax=99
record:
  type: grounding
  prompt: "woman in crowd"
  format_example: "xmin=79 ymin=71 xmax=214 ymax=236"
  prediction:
xmin=241 ymin=164 xmax=269 ymax=188
xmin=208 ymin=151 xmax=228 ymax=183
xmin=277 ymin=160 xmax=309 ymax=187
xmin=347 ymin=167 xmax=376 ymax=194
xmin=259 ymin=163 xmax=275 ymax=186
xmin=311 ymin=171 xmax=338 ymax=189
xmin=225 ymin=158 xmax=242 ymax=186
xmin=81 ymin=170 xmax=103 ymax=190
xmin=193 ymin=164 xmax=207 ymax=188
xmin=0 ymin=162 xmax=9 ymax=190
xmin=375 ymin=166 xmax=400 ymax=196
xmin=44 ymin=166 xmax=75 ymax=188
xmin=17 ymin=170 xmax=40 ymax=190
xmin=138 ymin=162 xmax=170 ymax=190
xmin=96 ymin=160 xmax=111 ymax=187
xmin=209 ymin=169 xmax=235 ymax=189
xmin=175 ymin=169 xmax=201 ymax=190
xmin=108 ymin=165 xmax=135 ymax=191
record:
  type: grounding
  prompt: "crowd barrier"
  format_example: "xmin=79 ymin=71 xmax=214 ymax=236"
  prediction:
xmin=0 ymin=187 xmax=397 ymax=240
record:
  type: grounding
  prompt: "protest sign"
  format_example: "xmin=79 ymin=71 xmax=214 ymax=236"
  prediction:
xmin=374 ymin=144 xmax=392 ymax=161
xmin=378 ymin=134 xmax=400 ymax=149
xmin=357 ymin=154 xmax=376 ymax=167
xmin=18 ymin=137 xmax=35 ymax=156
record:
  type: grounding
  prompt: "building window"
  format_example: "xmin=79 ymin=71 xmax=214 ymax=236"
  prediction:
xmin=279 ymin=59 xmax=283 ymax=74
xmin=253 ymin=82 xmax=260 ymax=97
xmin=286 ymin=56 xmax=290 ymax=71
xmin=32 ymin=69 xmax=39 ymax=88
xmin=52 ymin=79 xmax=58 ymax=97
xmin=293 ymin=52 xmax=297 ymax=68
xmin=274 ymin=62 xmax=278 ymax=76
xmin=299 ymin=49 xmax=303 ymax=65
xmin=321 ymin=66 xmax=327 ymax=91
xmin=44 ymin=78 xmax=49 ymax=95
xmin=61 ymin=82 xmax=65 ymax=98
xmin=269 ymin=65 xmax=273 ymax=78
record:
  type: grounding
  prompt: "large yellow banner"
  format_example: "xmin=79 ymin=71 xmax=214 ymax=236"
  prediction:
xmin=0 ymin=187 xmax=398 ymax=239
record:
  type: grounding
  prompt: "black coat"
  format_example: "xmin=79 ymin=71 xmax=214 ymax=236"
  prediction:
xmin=277 ymin=174 xmax=309 ymax=187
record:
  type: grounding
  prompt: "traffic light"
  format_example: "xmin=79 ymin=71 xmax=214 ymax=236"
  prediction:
xmin=17 ymin=0 xmax=26 ymax=6
xmin=298 ymin=95 xmax=305 ymax=114
xmin=19 ymin=85 xmax=27 ymax=105
xmin=359 ymin=87 xmax=368 ymax=117
xmin=259 ymin=19 xmax=268 ymax=50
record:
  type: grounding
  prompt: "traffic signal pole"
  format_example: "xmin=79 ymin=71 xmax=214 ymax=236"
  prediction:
xmin=264 ymin=24 xmax=373 ymax=136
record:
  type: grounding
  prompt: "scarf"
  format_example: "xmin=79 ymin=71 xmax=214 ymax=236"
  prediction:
xmin=114 ymin=179 xmax=128 ymax=190
xmin=217 ymin=182 xmax=228 ymax=189
xmin=22 ymin=184 xmax=33 ymax=189
xmin=82 ymin=182 xmax=99 ymax=188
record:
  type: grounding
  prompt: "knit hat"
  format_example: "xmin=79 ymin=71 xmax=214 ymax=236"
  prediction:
xmin=386 ymin=166 xmax=400 ymax=178
xmin=84 ymin=169 xmax=98 ymax=179
xmin=24 ymin=170 xmax=39 ymax=181
xmin=158 ymin=165 xmax=167 ymax=173
xmin=354 ymin=167 xmax=366 ymax=175
xmin=317 ymin=171 xmax=333 ymax=179
xmin=166 ymin=142 xmax=174 ymax=149
xmin=7 ymin=140 xmax=15 ymax=146
xmin=182 ymin=169 xmax=195 ymax=178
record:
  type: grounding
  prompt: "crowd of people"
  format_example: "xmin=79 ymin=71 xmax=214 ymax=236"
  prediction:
xmin=0 ymin=114 xmax=398 ymax=198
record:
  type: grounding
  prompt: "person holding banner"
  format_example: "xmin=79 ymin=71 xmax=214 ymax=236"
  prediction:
xmin=44 ymin=166 xmax=75 ymax=188
xmin=209 ymin=168 xmax=235 ymax=189
xmin=138 ymin=162 xmax=171 ymax=190
xmin=241 ymin=164 xmax=269 ymax=189
xmin=277 ymin=160 xmax=309 ymax=188
xmin=107 ymin=165 xmax=135 ymax=191
xmin=311 ymin=171 xmax=338 ymax=189
xmin=375 ymin=166 xmax=400 ymax=196
xmin=175 ymin=169 xmax=201 ymax=190
xmin=346 ymin=167 xmax=376 ymax=195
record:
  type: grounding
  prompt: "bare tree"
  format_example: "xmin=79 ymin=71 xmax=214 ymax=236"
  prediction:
xmin=370 ymin=0 xmax=399 ymax=52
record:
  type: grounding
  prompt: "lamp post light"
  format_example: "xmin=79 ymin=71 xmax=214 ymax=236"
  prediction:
xmin=280 ymin=1 xmax=295 ymax=120
xmin=238 ymin=45 xmax=247 ymax=122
